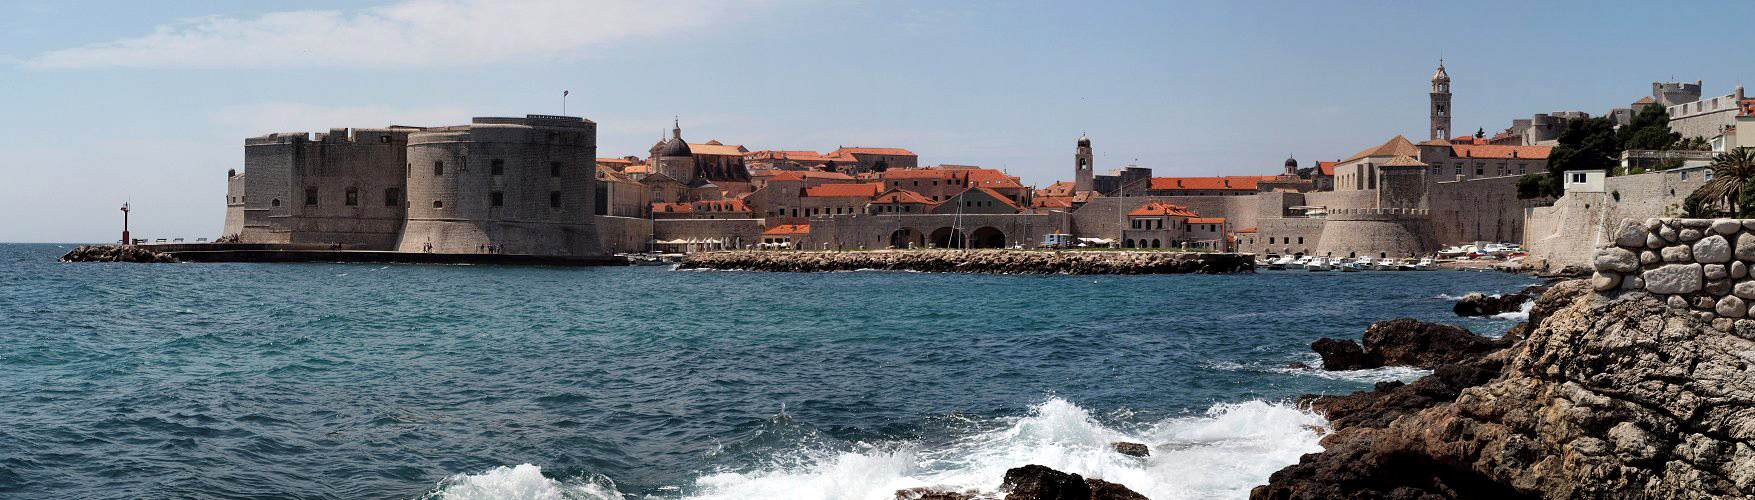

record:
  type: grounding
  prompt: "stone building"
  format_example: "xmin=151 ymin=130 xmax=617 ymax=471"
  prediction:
xmin=827 ymin=147 xmax=917 ymax=173
xmin=1415 ymin=140 xmax=1550 ymax=182
xmin=1431 ymin=61 xmax=1452 ymax=140
xmin=226 ymin=127 xmax=419 ymax=247
xmin=1666 ymin=84 xmax=1747 ymax=140
xmin=1074 ymin=134 xmax=1094 ymax=192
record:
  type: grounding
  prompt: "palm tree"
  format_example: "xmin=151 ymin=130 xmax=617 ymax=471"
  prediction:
xmin=1693 ymin=147 xmax=1755 ymax=216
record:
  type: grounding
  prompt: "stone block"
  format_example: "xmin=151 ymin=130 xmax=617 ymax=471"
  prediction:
xmin=1680 ymin=219 xmax=1713 ymax=228
xmin=1622 ymin=276 xmax=1645 ymax=290
xmin=1662 ymin=245 xmax=1693 ymax=262
xmin=1720 ymin=296 xmax=1748 ymax=318
xmin=1594 ymin=248 xmax=1640 ymax=273
xmin=1644 ymin=263 xmax=1704 ymax=294
xmin=1736 ymin=280 xmax=1755 ymax=300
xmin=1641 ymin=250 xmax=1661 ymax=265
xmin=1706 ymin=264 xmax=1729 ymax=280
xmin=1694 ymin=235 xmax=1731 ymax=263
xmin=1696 ymin=296 xmax=1716 ymax=309
xmin=1714 ymin=219 xmax=1743 ymax=235
xmin=1659 ymin=225 xmax=1679 ymax=243
xmin=1707 ymin=278 xmax=1733 ymax=296
xmin=1618 ymin=219 xmax=1652 ymax=247
xmin=1745 ymin=220 xmax=1755 ymax=231
xmin=1681 ymin=228 xmax=1704 ymax=242
xmin=1669 ymin=295 xmax=1691 ymax=309
xmin=1648 ymin=233 xmax=1666 ymax=249
xmin=1646 ymin=218 xmax=1664 ymax=230
xmin=1714 ymin=317 xmax=1736 ymax=332
xmin=1736 ymin=261 xmax=1749 ymax=279
xmin=1592 ymin=271 xmax=1622 ymax=291
xmin=1738 ymin=233 xmax=1755 ymax=261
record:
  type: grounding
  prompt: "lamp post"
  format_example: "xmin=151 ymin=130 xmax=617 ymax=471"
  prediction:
xmin=120 ymin=202 xmax=131 ymax=245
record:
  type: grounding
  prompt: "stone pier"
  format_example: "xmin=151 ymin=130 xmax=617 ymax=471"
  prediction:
xmin=677 ymin=249 xmax=1254 ymax=274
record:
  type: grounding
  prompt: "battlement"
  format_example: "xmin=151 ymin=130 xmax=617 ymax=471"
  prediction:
xmin=1326 ymin=207 xmax=1430 ymax=220
xmin=472 ymin=115 xmax=596 ymax=127
xmin=1654 ymin=80 xmax=1704 ymax=93
xmin=245 ymin=128 xmax=416 ymax=146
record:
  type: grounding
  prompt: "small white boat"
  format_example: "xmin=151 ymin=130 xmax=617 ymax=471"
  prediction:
xmin=1267 ymin=255 xmax=1294 ymax=270
xmin=1339 ymin=260 xmax=1362 ymax=272
xmin=1306 ymin=256 xmax=1332 ymax=271
xmin=1373 ymin=258 xmax=1400 ymax=271
xmin=1415 ymin=257 xmax=1437 ymax=270
xmin=1288 ymin=255 xmax=1312 ymax=270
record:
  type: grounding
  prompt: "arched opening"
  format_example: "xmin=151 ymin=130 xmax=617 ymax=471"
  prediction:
xmin=271 ymin=198 xmax=281 ymax=207
xmin=1348 ymin=251 xmax=1356 ymax=258
xmin=1151 ymin=239 xmax=1161 ymax=248
xmin=929 ymin=227 xmax=965 ymax=248
xmin=1124 ymin=239 xmax=1135 ymax=248
xmin=890 ymin=228 xmax=924 ymax=249
xmin=1380 ymin=252 xmax=1387 ymax=258
xmin=970 ymin=226 xmax=1005 ymax=248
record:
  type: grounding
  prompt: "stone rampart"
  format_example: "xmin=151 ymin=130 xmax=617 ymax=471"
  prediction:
xmin=677 ymin=249 xmax=1253 ymax=274
xmin=1593 ymin=218 xmax=1755 ymax=321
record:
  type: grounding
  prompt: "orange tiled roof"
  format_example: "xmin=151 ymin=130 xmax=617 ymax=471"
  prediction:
xmin=689 ymin=142 xmax=747 ymax=156
xmin=596 ymin=157 xmax=635 ymax=164
xmin=959 ymin=185 xmax=1021 ymax=210
xmin=1032 ymin=196 xmax=1075 ymax=208
xmin=691 ymin=199 xmax=750 ymax=212
xmin=965 ymin=169 xmax=1025 ymax=189
xmin=1234 ymin=227 xmax=1257 ymax=233
xmin=762 ymin=224 xmax=810 ymax=235
xmin=804 ymin=182 xmax=884 ymax=198
xmin=830 ymin=147 xmax=916 ymax=157
xmin=871 ymin=188 xmax=934 ymax=205
xmin=801 ymin=171 xmax=855 ymax=180
xmin=1634 ymin=96 xmax=1655 ymax=105
xmin=1740 ymin=99 xmax=1755 ymax=116
xmin=1145 ymin=176 xmax=1275 ymax=191
xmin=1380 ymin=155 xmax=1427 ymax=167
xmin=1127 ymin=201 xmax=1198 ymax=217
xmin=1451 ymin=144 xmax=1552 ymax=160
xmin=879 ymin=168 xmax=961 ymax=179
xmin=1188 ymin=217 xmax=1226 ymax=224
xmin=1342 ymin=135 xmax=1420 ymax=162
xmin=1037 ymin=181 xmax=1076 ymax=197
xmin=1316 ymin=161 xmax=1337 ymax=176
xmin=758 ymin=170 xmax=806 ymax=182
xmin=652 ymin=202 xmax=692 ymax=213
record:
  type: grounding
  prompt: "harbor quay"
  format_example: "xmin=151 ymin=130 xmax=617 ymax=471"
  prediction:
xmin=676 ymin=249 xmax=1254 ymax=274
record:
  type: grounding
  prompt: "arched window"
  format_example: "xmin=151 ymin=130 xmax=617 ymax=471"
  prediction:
xmin=271 ymin=198 xmax=280 ymax=207
xmin=1151 ymin=239 xmax=1161 ymax=248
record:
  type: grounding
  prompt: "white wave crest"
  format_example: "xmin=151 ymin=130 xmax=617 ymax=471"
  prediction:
xmin=424 ymin=464 xmax=623 ymax=500
xmin=1490 ymin=300 xmax=1534 ymax=321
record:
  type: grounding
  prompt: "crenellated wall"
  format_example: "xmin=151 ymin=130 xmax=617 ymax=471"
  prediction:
xmin=1593 ymin=218 xmax=1755 ymax=322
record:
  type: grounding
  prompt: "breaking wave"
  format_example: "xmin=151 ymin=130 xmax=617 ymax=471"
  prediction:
xmin=423 ymin=397 xmax=1325 ymax=499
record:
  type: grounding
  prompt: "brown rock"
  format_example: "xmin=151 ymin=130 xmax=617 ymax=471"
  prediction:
xmin=1110 ymin=441 xmax=1149 ymax=457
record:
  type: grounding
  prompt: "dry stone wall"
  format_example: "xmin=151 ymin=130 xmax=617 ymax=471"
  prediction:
xmin=1593 ymin=218 xmax=1755 ymax=319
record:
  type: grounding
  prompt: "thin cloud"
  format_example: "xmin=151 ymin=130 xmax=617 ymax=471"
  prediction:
xmin=209 ymin=102 xmax=474 ymax=136
xmin=25 ymin=0 xmax=775 ymax=69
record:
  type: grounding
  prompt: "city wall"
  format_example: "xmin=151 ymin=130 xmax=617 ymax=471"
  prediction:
xmin=1429 ymin=175 xmax=1533 ymax=246
xmin=653 ymin=218 xmax=764 ymax=248
xmin=1525 ymin=170 xmax=1705 ymax=272
xmin=807 ymin=212 xmax=1070 ymax=250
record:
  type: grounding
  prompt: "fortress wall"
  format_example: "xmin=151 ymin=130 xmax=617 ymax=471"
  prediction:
xmin=1302 ymin=190 xmax=1376 ymax=211
xmin=223 ymin=172 xmax=246 ymax=239
xmin=237 ymin=130 xmax=412 ymax=248
xmin=807 ymin=213 xmax=1068 ymax=250
xmin=1237 ymin=217 xmax=1327 ymax=256
xmin=1524 ymin=170 xmax=1706 ymax=271
xmin=1314 ymin=214 xmax=1439 ymax=259
xmin=1428 ymin=175 xmax=1529 ymax=246
xmin=399 ymin=120 xmax=598 ymax=254
xmin=1377 ymin=167 xmax=1426 ymax=209
xmin=652 ymin=218 xmax=764 ymax=248
xmin=1069 ymin=195 xmax=1257 ymax=240
xmin=596 ymin=216 xmax=652 ymax=254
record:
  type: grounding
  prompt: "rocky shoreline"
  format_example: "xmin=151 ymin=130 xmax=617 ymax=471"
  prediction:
xmin=1252 ymin=278 xmax=1755 ymax=498
xmin=677 ymin=250 xmax=1254 ymax=274
xmin=59 ymin=245 xmax=179 ymax=263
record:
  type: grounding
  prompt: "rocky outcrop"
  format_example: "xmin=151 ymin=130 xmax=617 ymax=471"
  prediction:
xmin=1110 ymin=441 xmax=1150 ymax=457
xmin=679 ymin=250 xmax=1253 ymax=274
xmin=1256 ymin=279 xmax=1755 ymax=499
xmin=895 ymin=464 xmax=1147 ymax=500
xmin=59 ymin=245 xmax=179 ymax=263
xmin=1312 ymin=318 xmax=1511 ymax=371
xmin=1452 ymin=286 xmax=1543 ymax=317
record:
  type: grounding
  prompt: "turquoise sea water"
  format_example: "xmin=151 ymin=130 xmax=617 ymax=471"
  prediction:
xmin=0 ymin=243 xmax=1538 ymax=499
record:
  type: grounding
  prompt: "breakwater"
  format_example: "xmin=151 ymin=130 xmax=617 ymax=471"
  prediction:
xmin=59 ymin=244 xmax=621 ymax=266
xmin=59 ymin=245 xmax=179 ymax=263
xmin=676 ymin=249 xmax=1253 ymax=274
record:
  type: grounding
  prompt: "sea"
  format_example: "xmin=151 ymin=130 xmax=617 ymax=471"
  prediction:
xmin=0 ymin=243 xmax=1540 ymax=499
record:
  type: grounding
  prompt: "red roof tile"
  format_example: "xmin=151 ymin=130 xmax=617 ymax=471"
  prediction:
xmin=1234 ymin=227 xmax=1257 ymax=233
xmin=830 ymin=147 xmax=916 ymax=157
xmin=1316 ymin=161 xmax=1337 ymax=176
xmin=1127 ymin=201 xmax=1198 ymax=217
xmin=870 ymin=188 xmax=934 ymax=205
xmin=878 ymin=168 xmax=962 ymax=179
xmin=804 ymin=183 xmax=884 ymax=198
xmin=1451 ymin=144 xmax=1552 ymax=159
xmin=1188 ymin=217 xmax=1226 ymax=224
xmin=652 ymin=202 xmax=692 ymax=213
xmin=691 ymin=199 xmax=750 ymax=212
xmin=1145 ymin=176 xmax=1276 ymax=191
xmin=762 ymin=224 xmax=810 ymax=235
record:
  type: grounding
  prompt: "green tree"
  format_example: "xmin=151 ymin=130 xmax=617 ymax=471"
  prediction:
xmin=1544 ymin=116 xmax=1619 ymax=194
xmin=1516 ymin=172 xmax=1554 ymax=199
xmin=1691 ymin=147 xmax=1755 ymax=216
xmin=1475 ymin=127 xmax=1485 ymax=139
xmin=1676 ymin=136 xmax=1711 ymax=151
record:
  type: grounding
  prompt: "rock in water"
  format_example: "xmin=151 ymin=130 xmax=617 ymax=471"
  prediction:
xmin=1110 ymin=441 xmax=1149 ymax=457
xmin=1002 ymin=465 xmax=1090 ymax=499
xmin=1452 ymin=292 xmax=1528 ymax=316
xmin=59 ymin=245 xmax=179 ymax=263
xmin=1310 ymin=338 xmax=1377 ymax=371
xmin=1360 ymin=318 xmax=1507 ymax=369
xmin=1085 ymin=479 xmax=1148 ymax=500
xmin=1255 ymin=280 xmax=1755 ymax=499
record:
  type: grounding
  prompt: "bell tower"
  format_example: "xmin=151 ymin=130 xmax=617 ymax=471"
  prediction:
xmin=1074 ymin=134 xmax=1094 ymax=192
xmin=1430 ymin=60 xmax=1451 ymax=141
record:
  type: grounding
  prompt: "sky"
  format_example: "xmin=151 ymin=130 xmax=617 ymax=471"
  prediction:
xmin=1 ymin=0 xmax=1750 ymax=243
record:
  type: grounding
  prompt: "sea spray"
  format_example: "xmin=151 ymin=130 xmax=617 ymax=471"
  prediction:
xmin=426 ymin=397 xmax=1327 ymax=499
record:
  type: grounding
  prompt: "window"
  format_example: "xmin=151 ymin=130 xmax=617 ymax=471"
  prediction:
xmin=1297 ymin=237 xmax=1304 ymax=244
xmin=491 ymin=191 xmax=504 ymax=207
xmin=433 ymin=200 xmax=444 ymax=209
xmin=379 ymin=135 xmax=391 ymax=144
xmin=1269 ymin=237 xmax=1275 ymax=244
xmin=385 ymin=188 xmax=400 ymax=207
xmin=272 ymin=198 xmax=280 ymax=207
xmin=305 ymin=187 xmax=318 ymax=206
xmin=1519 ymin=164 xmax=1527 ymax=174
xmin=434 ymin=161 xmax=444 ymax=176
xmin=1570 ymin=173 xmax=1587 ymax=183
xmin=550 ymin=162 xmax=562 ymax=177
xmin=1474 ymin=163 xmax=1484 ymax=176
xmin=491 ymin=159 xmax=504 ymax=175
xmin=1432 ymin=166 xmax=1441 ymax=175
xmin=345 ymin=187 xmax=358 ymax=206
xmin=1454 ymin=164 xmax=1462 ymax=175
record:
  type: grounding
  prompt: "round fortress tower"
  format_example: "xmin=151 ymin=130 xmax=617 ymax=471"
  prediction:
xmin=1312 ymin=209 xmax=1438 ymax=259
xmin=399 ymin=115 xmax=599 ymax=255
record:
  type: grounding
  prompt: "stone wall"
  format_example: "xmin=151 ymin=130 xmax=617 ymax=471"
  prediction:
xmin=1428 ymin=175 xmax=1535 ymax=246
xmin=595 ymin=215 xmax=651 ymax=254
xmin=1593 ymin=218 xmax=1755 ymax=321
xmin=807 ymin=213 xmax=1069 ymax=250
xmin=398 ymin=117 xmax=598 ymax=255
xmin=652 ymin=218 xmax=764 ymax=248
xmin=1524 ymin=170 xmax=1706 ymax=272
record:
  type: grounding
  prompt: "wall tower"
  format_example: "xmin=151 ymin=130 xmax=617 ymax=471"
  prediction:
xmin=1430 ymin=61 xmax=1451 ymax=141
xmin=1074 ymin=134 xmax=1094 ymax=192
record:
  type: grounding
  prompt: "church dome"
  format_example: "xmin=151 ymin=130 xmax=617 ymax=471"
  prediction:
xmin=1284 ymin=156 xmax=1298 ymax=168
xmin=1432 ymin=62 xmax=1450 ymax=82
xmin=1077 ymin=134 xmax=1091 ymax=148
xmin=659 ymin=137 xmax=692 ymax=157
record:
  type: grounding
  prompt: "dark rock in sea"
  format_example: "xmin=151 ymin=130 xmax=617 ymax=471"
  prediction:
xmin=1084 ymin=478 xmax=1148 ymax=500
xmin=1285 ymin=361 xmax=1310 ymax=369
xmin=894 ymin=486 xmax=974 ymax=500
xmin=1451 ymin=284 xmax=1547 ymax=317
xmin=1301 ymin=353 xmax=1508 ymax=431
xmin=1110 ymin=441 xmax=1149 ymax=457
xmin=1361 ymin=318 xmax=1509 ymax=369
xmin=1310 ymin=337 xmax=1376 ymax=371
xmin=59 ymin=245 xmax=178 ymax=263
xmin=1002 ymin=465 xmax=1090 ymax=499
xmin=1257 ymin=279 xmax=1755 ymax=498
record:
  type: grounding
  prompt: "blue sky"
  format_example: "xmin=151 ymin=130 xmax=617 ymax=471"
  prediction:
xmin=1 ymin=0 xmax=1749 ymax=242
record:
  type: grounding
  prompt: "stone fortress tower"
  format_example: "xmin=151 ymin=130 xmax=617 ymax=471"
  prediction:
xmin=1653 ymin=80 xmax=1704 ymax=107
xmin=1430 ymin=61 xmax=1451 ymax=140
xmin=1074 ymin=134 xmax=1094 ymax=192
xmin=222 ymin=115 xmax=602 ymax=256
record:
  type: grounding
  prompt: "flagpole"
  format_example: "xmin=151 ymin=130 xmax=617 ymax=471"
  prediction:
xmin=562 ymin=90 xmax=568 ymax=116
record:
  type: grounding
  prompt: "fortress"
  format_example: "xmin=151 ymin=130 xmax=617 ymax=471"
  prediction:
xmin=223 ymin=115 xmax=602 ymax=255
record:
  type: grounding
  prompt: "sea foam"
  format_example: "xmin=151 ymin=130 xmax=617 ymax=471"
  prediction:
xmin=425 ymin=397 xmax=1325 ymax=499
